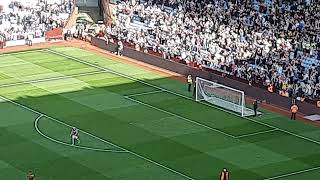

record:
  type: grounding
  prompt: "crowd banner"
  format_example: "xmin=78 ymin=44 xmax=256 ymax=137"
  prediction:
xmin=45 ymin=28 xmax=63 ymax=41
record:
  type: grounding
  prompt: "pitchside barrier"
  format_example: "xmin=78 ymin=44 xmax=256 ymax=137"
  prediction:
xmin=3 ymin=37 xmax=46 ymax=47
xmin=90 ymin=37 xmax=319 ymax=115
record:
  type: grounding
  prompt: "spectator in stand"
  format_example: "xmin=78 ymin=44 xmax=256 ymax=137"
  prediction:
xmin=0 ymin=0 xmax=74 ymax=42
xmin=108 ymin=0 xmax=319 ymax=102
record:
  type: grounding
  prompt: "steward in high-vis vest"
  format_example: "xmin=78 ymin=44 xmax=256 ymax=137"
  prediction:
xmin=187 ymin=75 xmax=192 ymax=92
xmin=290 ymin=103 xmax=299 ymax=120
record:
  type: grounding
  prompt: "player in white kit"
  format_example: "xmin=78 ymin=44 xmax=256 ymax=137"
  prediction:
xmin=70 ymin=127 xmax=80 ymax=145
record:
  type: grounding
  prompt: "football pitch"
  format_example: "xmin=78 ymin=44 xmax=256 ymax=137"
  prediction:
xmin=1 ymin=47 xmax=320 ymax=180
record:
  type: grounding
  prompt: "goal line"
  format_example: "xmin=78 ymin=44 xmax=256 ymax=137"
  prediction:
xmin=196 ymin=77 xmax=260 ymax=117
xmin=125 ymin=90 xmax=278 ymax=139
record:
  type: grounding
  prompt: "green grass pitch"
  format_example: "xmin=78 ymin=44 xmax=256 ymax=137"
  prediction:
xmin=0 ymin=47 xmax=320 ymax=180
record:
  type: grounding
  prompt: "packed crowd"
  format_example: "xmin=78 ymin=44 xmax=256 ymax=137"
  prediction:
xmin=0 ymin=0 xmax=73 ymax=41
xmin=109 ymin=0 xmax=320 ymax=100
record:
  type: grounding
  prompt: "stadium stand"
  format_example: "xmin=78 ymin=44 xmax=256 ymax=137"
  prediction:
xmin=107 ymin=0 xmax=320 ymax=101
xmin=0 ymin=0 xmax=319 ymax=104
xmin=0 ymin=0 xmax=74 ymax=46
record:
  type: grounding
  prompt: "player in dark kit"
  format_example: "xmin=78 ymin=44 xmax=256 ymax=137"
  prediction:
xmin=187 ymin=75 xmax=192 ymax=92
xmin=220 ymin=168 xmax=229 ymax=180
xmin=27 ymin=171 xmax=35 ymax=180
xmin=193 ymin=81 xmax=196 ymax=97
xmin=253 ymin=99 xmax=258 ymax=116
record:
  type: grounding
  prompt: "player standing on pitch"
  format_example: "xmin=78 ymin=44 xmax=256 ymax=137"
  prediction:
xmin=290 ymin=103 xmax=299 ymax=120
xmin=187 ymin=75 xmax=192 ymax=92
xmin=253 ymin=99 xmax=258 ymax=116
xmin=70 ymin=127 xmax=80 ymax=145
xmin=27 ymin=170 xmax=35 ymax=180
xmin=220 ymin=168 xmax=229 ymax=180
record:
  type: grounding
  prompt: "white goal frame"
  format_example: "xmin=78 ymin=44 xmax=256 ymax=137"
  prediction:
xmin=195 ymin=77 xmax=255 ymax=117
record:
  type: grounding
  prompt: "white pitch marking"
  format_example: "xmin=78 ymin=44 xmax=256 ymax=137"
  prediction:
xmin=264 ymin=166 xmax=320 ymax=180
xmin=0 ymin=49 xmax=44 ymax=57
xmin=34 ymin=115 xmax=127 ymax=153
xmin=125 ymin=90 xmax=164 ymax=97
xmin=0 ymin=71 xmax=104 ymax=88
xmin=45 ymin=49 xmax=320 ymax=146
xmin=0 ymin=95 xmax=195 ymax=180
xmin=0 ymin=96 xmax=125 ymax=150
xmin=236 ymin=129 xmax=278 ymax=138
xmin=125 ymin=96 xmax=236 ymax=138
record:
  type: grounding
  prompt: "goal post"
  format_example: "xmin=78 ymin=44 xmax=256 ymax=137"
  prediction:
xmin=195 ymin=77 xmax=256 ymax=117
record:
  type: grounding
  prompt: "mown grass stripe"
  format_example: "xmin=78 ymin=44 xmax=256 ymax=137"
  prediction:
xmin=45 ymin=49 xmax=320 ymax=147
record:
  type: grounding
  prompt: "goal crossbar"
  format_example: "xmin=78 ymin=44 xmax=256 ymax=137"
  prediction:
xmin=195 ymin=77 xmax=257 ymax=117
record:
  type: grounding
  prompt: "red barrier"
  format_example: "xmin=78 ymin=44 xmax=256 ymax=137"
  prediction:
xmin=45 ymin=28 xmax=63 ymax=40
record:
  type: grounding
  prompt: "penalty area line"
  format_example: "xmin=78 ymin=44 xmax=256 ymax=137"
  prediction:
xmin=126 ymin=92 xmax=279 ymax=139
xmin=125 ymin=90 xmax=164 ymax=98
xmin=264 ymin=166 xmax=320 ymax=180
xmin=125 ymin=96 xmax=236 ymax=139
xmin=44 ymin=49 xmax=320 ymax=147
xmin=236 ymin=129 xmax=279 ymax=138
xmin=34 ymin=115 xmax=127 ymax=153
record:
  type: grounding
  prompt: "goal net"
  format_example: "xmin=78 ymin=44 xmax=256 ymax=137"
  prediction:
xmin=195 ymin=77 xmax=256 ymax=117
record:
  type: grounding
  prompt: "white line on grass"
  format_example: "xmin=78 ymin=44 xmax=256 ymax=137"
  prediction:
xmin=0 ymin=49 xmax=44 ymax=57
xmin=235 ymin=129 xmax=279 ymax=138
xmin=126 ymin=90 xmax=164 ymax=97
xmin=34 ymin=114 xmax=126 ymax=153
xmin=0 ymin=95 xmax=195 ymax=180
xmin=45 ymin=49 xmax=320 ymax=146
xmin=124 ymin=90 xmax=279 ymax=139
xmin=264 ymin=166 xmax=320 ymax=180
xmin=124 ymin=96 xmax=236 ymax=138
xmin=126 ymin=91 xmax=277 ymax=139
xmin=0 ymin=71 xmax=105 ymax=88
